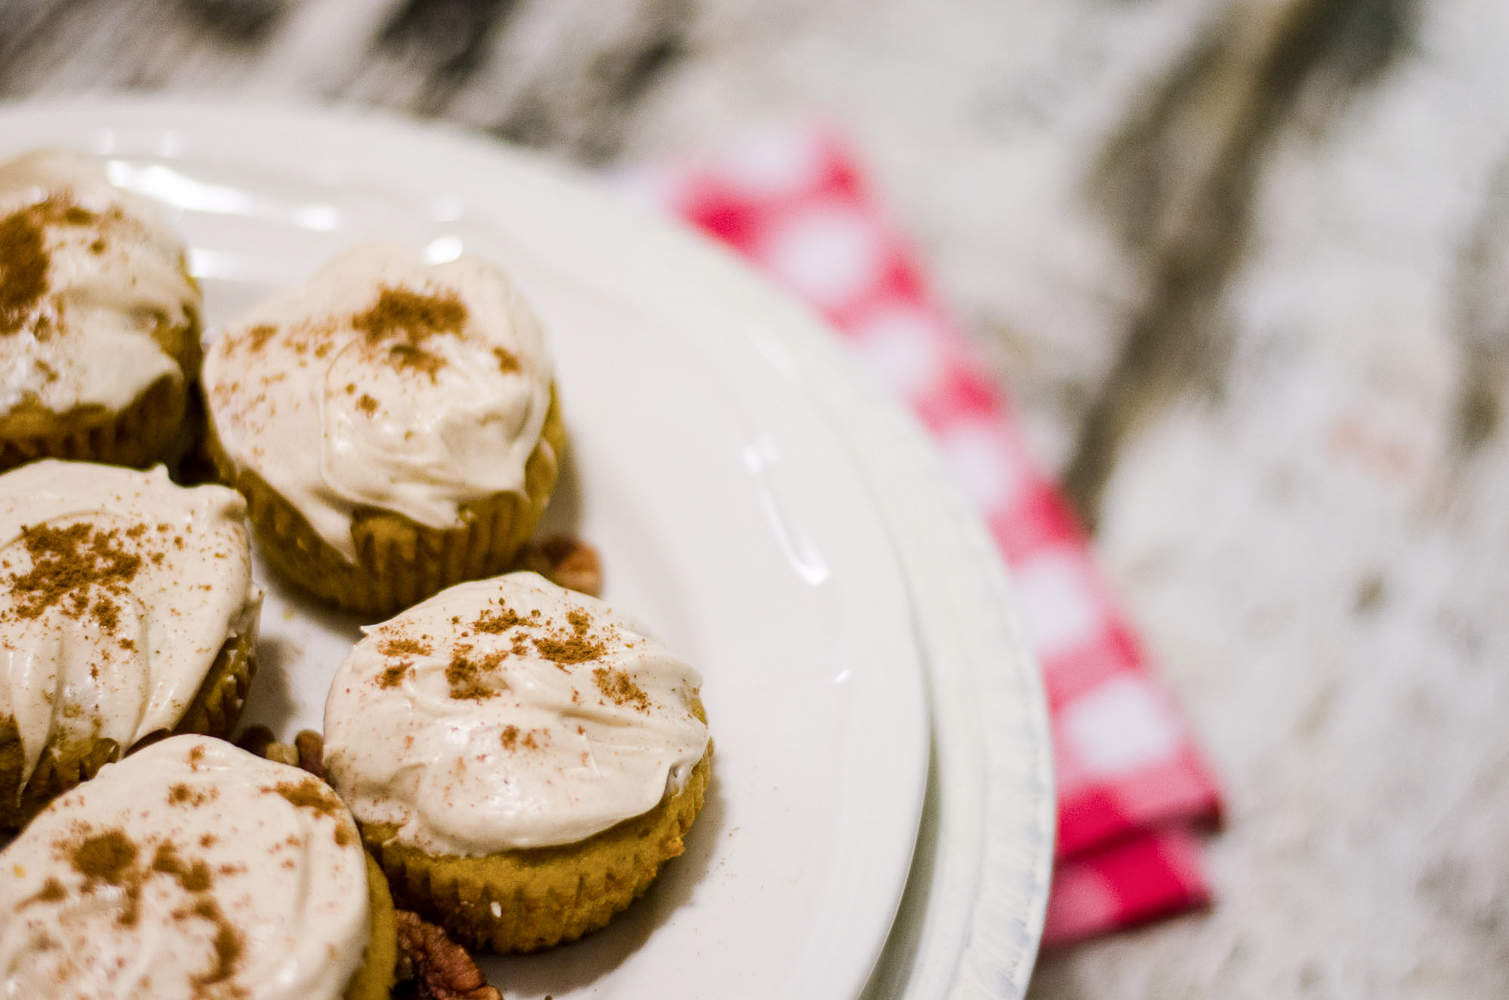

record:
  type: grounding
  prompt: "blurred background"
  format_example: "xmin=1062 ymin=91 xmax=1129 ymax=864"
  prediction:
xmin=4 ymin=0 xmax=1508 ymax=995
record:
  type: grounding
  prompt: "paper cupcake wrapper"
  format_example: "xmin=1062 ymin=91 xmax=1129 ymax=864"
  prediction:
xmin=0 ymin=728 xmax=120 ymax=832
xmin=0 ymin=628 xmax=257 ymax=830
xmin=364 ymin=749 xmax=711 ymax=955
xmin=170 ymin=626 xmax=259 ymax=741
xmin=212 ymin=389 xmax=566 ymax=617
xmin=0 ymin=372 xmax=188 ymax=473
xmin=347 ymin=852 xmax=399 ymax=1000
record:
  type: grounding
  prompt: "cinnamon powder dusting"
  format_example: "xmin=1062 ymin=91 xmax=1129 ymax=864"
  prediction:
xmin=532 ymin=608 xmax=606 ymax=666
xmin=0 ymin=206 xmax=49 ymax=337
xmin=379 ymin=637 xmax=432 ymax=658
xmin=0 ymin=198 xmax=132 ymax=339
xmin=352 ymin=286 xmax=466 ymax=340
xmin=57 ymin=823 xmax=249 ymax=988
xmin=473 ymin=605 xmax=536 ymax=634
xmin=499 ymin=725 xmax=546 ymax=751
xmin=379 ymin=663 xmax=412 ymax=689
xmin=243 ymin=323 xmax=277 ymax=352
xmin=69 ymin=828 xmax=138 ymax=885
xmin=267 ymin=779 xmax=343 ymax=819
xmin=168 ymin=783 xmax=215 ymax=808
xmin=151 ymin=842 xmax=212 ymax=893
xmin=592 ymin=667 xmax=651 ymax=713
xmin=446 ymin=645 xmax=506 ymax=701
xmin=24 ymin=877 xmax=68 ymax=905
xmin=376 ymin=638 xmax=430 ymax=689
xmin=3 ymin=521 xmax=145 ymax=636
xmin=188 ymin=898 xmax=244 ymax=992
xmin=60 ymin=206 xmax=97 ymax=227
xmin=0 ymin=197 xmax=142 ymax=338
xmin=350 ymin=285 xmax=468 ymax=380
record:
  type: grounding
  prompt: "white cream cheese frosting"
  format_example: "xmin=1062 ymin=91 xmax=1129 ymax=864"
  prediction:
xmin=0 ymin=148 xmax=200 ymax=417
xmin=201 ymin=242 xmax=556 ymax=562
xmin=0 ymin=460 xmax=261 ymax=788
xmin=324 ymin=572 xmax=709 ymax=854
xmin=0 ymin=734 xmax=370 ymax=1000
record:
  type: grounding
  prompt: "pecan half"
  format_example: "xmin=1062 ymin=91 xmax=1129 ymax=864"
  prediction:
xmin=234 ymin=724 xmax=276 ymax=759
xmin=515 ymin=534 xmax=602 ymax=597
xmin=394 ymin=909 xmax=503 ymax=1000
xmin=292 ymin=729 xmax=326 ymax=781
xmin=236 ymin=726 xmax=324 ymax=775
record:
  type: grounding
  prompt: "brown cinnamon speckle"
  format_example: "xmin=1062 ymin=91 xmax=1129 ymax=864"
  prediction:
xmin=69 ymin=829 xmax=138 ymax=886
xmin=27 ymin=877 xmax=67 ymax=905
xmin=446 ymin=646 xmax=506 ymax=701
xmin=474 ymin=605 xmax=535 ymax=634
xmin=350 ymin=285 xmax=467 ymax=381
xmin=4 ymin=522 xmax=144 ymax=634
xmin=593 ymin=667 xmax=651 ymax=713
xmin=150 ymin=843 xmax=212 ymax=893
xmin=167 ymin=784 xmax=215 ymax=808
xmin=499 ymin=725 xmax=548 ymax=751
xmin=187 ymin=897 xmax=244 ymax=991
xmin=379 ymin=637 xmax=432 ymax=657
xmin=532 ymin=608 xmax=606 ymax=666
xmin=0 ymin=206 xmax=50 ymax=337
xmin=267 ymin=779 xmax=343 ymax=819
xmin=244 ymin=323 xmax=277 ymax=352
xmin=379 ymin=663 xmax=412 ymax=689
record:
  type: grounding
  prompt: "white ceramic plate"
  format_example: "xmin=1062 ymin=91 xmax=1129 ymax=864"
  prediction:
xmin=0 ymin=99 xmax=1053 ymax=999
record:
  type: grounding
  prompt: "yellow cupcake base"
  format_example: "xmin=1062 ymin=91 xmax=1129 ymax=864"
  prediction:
xmin=365 ymin=748 xmax=712 ymax=954
xmin=346 ymin=852 xmax=399 ymax=1000
xmin=210 ymin=389 xmax=567 ymax=618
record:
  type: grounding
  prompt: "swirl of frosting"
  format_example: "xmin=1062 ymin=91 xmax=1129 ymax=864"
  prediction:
xmin=201 ymin=242 xmax=555 ymax=562
xmin=0 ymin=460 xmax=261 ymax=788
xmin=0 ymin=149 xmax=201 ymax=417
xmin=0 ymin=734 xmax=370 ymax=1000
xmin=324 ymin=572 xmax=710 ymax=854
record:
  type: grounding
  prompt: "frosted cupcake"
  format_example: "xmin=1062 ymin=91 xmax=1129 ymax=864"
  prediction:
xmin=0 ymin=734 xmax=396 ymax=1000
xmin=324 ymin=572 xmax=711 ymax=953
xmin=0 ymin=149 xmax=203 ymax=471
xmin=201 ymin=243 xmax=566 ymax=616
xmin=0 ymin=460 xmax=262 ymax=829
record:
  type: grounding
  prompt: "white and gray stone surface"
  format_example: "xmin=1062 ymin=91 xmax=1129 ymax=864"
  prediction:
xmin=1 ymin=0 xmax=1505 ymax=995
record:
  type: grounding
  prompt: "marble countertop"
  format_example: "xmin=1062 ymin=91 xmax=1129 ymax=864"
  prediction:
xmin=3 ymin=0 xmax=1505 ymax=996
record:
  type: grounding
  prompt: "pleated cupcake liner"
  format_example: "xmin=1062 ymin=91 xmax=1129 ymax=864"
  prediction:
xmin=170 ymin=627 xmax=259 ymax=741
xmin=0 ymin=373 xmax=188 ymax=473
xmin=363 ymin=749 xmax=711 ymax=955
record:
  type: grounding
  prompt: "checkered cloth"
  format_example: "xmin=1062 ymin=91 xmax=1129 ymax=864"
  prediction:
xmin=632 ymin=125 xmax=1223 ymax=947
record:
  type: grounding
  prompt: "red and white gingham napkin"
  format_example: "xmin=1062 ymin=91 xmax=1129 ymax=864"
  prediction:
xmin=632 ymin=125 xmax=1223 ymax=947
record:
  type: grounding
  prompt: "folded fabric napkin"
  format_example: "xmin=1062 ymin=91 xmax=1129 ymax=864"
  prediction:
xmin=632 ymin=125 xmax=1223 ymax=947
